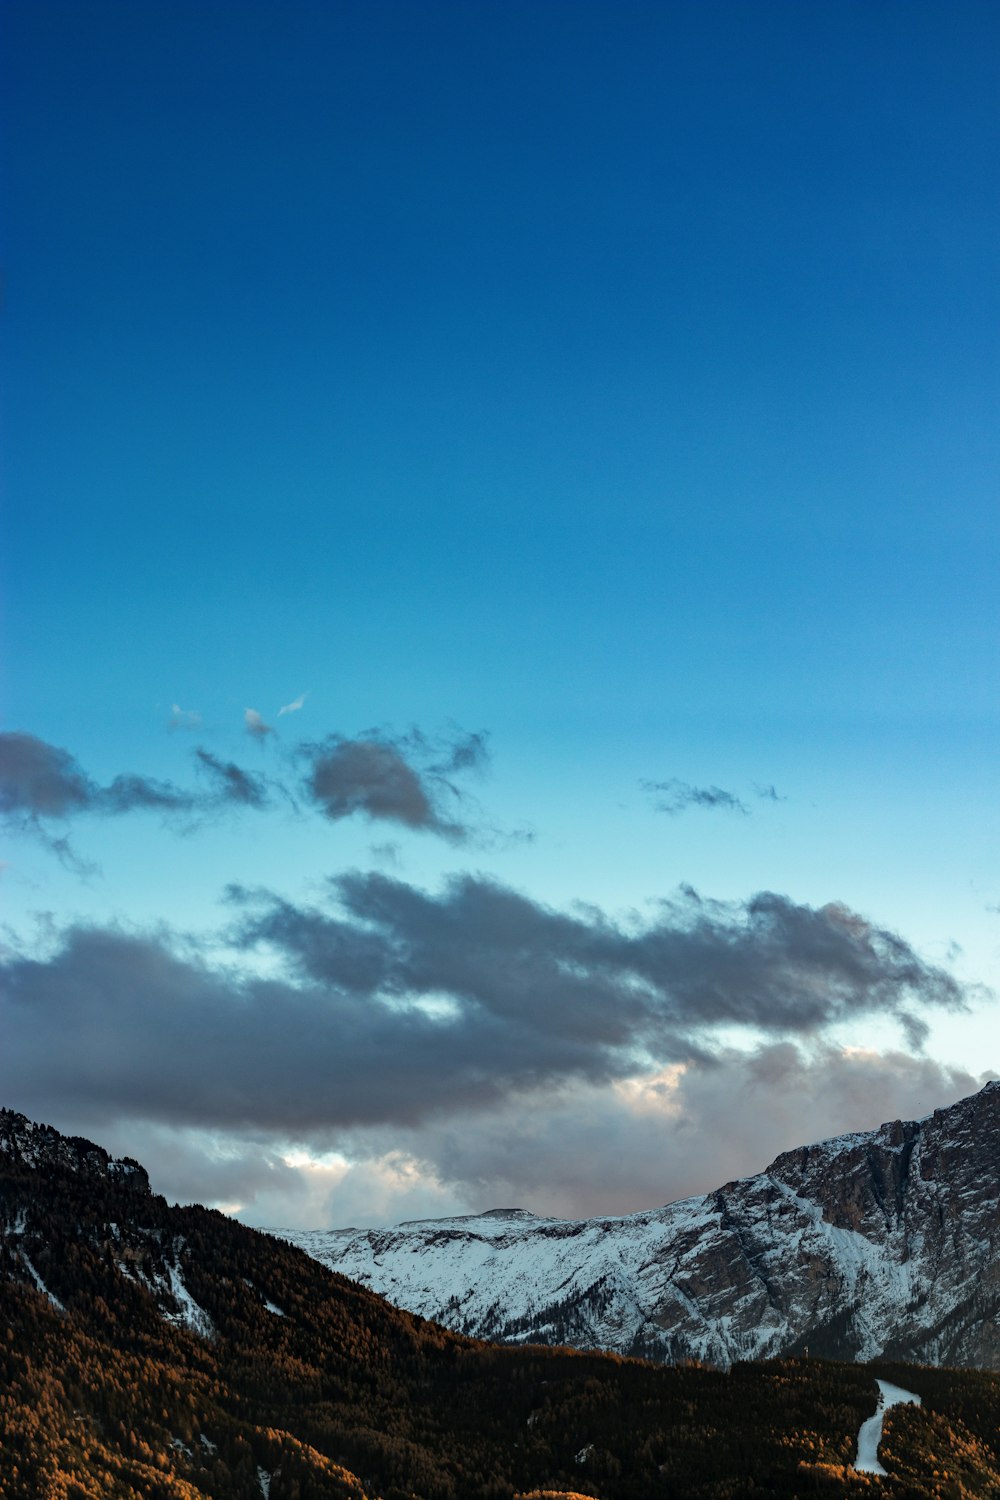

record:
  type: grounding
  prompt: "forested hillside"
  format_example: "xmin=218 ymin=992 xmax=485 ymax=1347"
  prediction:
xmin=3 ymin=1109 xmax=1000 ymax=1499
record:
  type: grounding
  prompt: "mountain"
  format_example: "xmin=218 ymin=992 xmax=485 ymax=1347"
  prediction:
xmin=275 ymin=1081 xmax=1000 ymax=1370
xmin=5 ymin=1104 xmax=1000 ymax=1496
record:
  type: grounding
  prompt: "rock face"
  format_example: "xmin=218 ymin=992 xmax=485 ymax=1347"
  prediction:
xmin=275 ymin=1081 xmax=1000 ymax=1367
xmin=0 ymin=1108 xmax=150 ymax=1191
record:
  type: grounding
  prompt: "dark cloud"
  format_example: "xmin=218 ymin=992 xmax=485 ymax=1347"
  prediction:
xmin=194 ymin=749 xmax=271 ymax=809
xmin=0 ymin=734 xmax=198 ymax=861
xmin=237 ymin=874 xmax=964 ymax=1041
xmin=0 ymin=732 xmax=96 ymax=819
xmin=298 ymin=728 xmax=488 ymax=840
xmin=428 ymin=729 xmax=490 ymax=778
xmin=643 ymin=778 xmax=749 ymax=815
xmin=0 ymin=923 xmax=586 ymax=1134
xmin=0 ymin=731 xmax=274 ymax=846
xmin=2 ymin=725 xmax=493 ymax=859
xmin=3 ymin=723 xmax=494 ymax=858
xmin=30 ymin=1045 xmax=989 ymax=1230
xmin=303 ymin=738 xmax=441 ymax=829
xmin=99 ymin=774 xmax=197 ymax=815
xmin=0 ymin=874 xmax=969 ymax=1148
xmin=369 ymin=841 xmax=401 ymax=866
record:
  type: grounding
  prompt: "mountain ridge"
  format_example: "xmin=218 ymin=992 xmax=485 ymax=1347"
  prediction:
xmin=275 ymin=1080 xmax=1000 ymax=1369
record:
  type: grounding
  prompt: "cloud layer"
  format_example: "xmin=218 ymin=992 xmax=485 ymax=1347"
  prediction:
xmin=33 ymin=1044 xmax=991 ymax=1230
xmin=234 ymin=874 xmax=964 ymax=1048
xmin=0 ymin=849 xmax=988 ymax=1227
xmin=0 ymin=874 xmax=966 ymax=1138
xmin=0 ymin=732 xmax=265 ymax=825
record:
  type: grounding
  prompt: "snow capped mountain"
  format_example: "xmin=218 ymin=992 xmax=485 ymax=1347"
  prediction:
xmin=275 ymin=1080 xmax=1000 ymax=1368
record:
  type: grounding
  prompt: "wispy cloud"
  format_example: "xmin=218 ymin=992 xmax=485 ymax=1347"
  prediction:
xmin=642 ymin=778 xmax=750 ymax=816
xmin=278 ymin=693 xmax=307 ymax=717
xmin=167 ymin=704 xmax=202 ymax=731
xmin=194 ymin=749 xmax=272 ymax=809
xmin=0 ymin=732 xmax=192 ymax=822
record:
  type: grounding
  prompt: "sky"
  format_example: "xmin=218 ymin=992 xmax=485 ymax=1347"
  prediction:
xmin=2 ymin=0 xmax=999 ymax=1230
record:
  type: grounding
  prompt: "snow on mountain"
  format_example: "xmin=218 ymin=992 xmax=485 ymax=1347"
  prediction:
xmin=274 ymin=1080 xmax=1000 ymax=1368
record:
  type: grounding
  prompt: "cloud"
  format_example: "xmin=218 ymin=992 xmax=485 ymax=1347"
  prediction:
xmin=349 ymin=1044 xmax=991 ymax=1224
xmin=643 ymin=778 xmax=749 ymax=815
xmin=297 ymin=728 xmax=488 ymax=840
xmin=193 ymin=749 xmax=271 ymax=809
xmin=244 ymin=708 xmax=274 ymax=740
xmin=0 ymin=732 xmax=198 ymax=823
xmin=1 ymin=724 xmax=495 ymax=858
xmin=0 ymin=732 xmax=96 ymax=819
xmin=0 ymin=732 xmax=274 ymax=848
xmin=278 ymin=693 xmax=307 ymax=716
xmin=369 ymin=841 xmax=401 ymax=866
xmin=303 ymin=738 xmax=437 ymax=829
xmin=427 ymin=728 xmax=490 ymax=777
xmin=28 ymin=1044 xmax=990 ymax=1230
xmin=0 ymin=873 xmax=970 ymax=1154
xmin=167 ymin=704 xmax=202 ymax=731
xmin=239 ymin=873 xmax=964 ymax=1042
xmin=0 ymin=862 xmax=987 ymax=1227
xmin=99 ymin=775 xmax=197 ymax=815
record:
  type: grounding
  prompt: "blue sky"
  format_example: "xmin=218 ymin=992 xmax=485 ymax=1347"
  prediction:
xmin=2 ymin=1 xmax=998 ymax=1227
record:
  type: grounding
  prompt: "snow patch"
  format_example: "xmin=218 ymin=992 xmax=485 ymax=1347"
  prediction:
xmin=21 ymin=1251 xmax=64 ymax=1312
xmin=164 ymin=1262 xmax=215 ymax=1339
xmin=853 ymin=1378 xmax=921 ymax=1475
xmin=243 ymin=1277 xmax=285 ymax=1316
